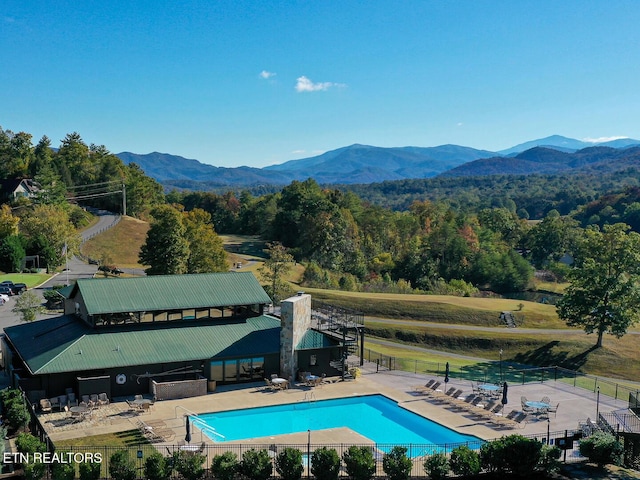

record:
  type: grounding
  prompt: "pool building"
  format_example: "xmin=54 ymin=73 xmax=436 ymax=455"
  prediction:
xmin=2 ymin=272 xmax=352 ymax=403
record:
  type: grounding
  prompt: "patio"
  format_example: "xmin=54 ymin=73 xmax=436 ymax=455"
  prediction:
xmin=41 ymin=362 xmax=624 ymax=446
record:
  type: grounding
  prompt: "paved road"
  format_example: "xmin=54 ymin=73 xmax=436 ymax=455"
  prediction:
xmin=0 ymin=210 xmax=119 ymax=331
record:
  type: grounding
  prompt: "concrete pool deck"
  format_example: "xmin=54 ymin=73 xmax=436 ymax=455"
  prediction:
xmin=44 ymin=364 xmax=625 ymax=447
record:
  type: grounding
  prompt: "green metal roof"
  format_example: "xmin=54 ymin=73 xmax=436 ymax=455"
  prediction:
xmin=296 ymin=329 xmax=339 ymax=350
xmin=73 ymin=272 xmax=272 ymax=315
xmin=5 ymin=315 xmax=281 ymax=375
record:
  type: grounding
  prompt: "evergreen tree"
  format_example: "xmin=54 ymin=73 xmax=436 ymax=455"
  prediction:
xmin=139 ymin=205 xmax=190 ymax=275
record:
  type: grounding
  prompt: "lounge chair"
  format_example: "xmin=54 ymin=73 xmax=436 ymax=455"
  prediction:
xmin=490 ymin=404 xmax=504 ymax=417
xmin=474 ymin=400 xmax=496 ymax=418
xmin=450 ymin=393 xmax=477 ymax=411
xmin=541 ymin=396 xmax=551 ymax=405
xmin=49 ymin=397 xmax=61 ymax=411
xmin=412 ymin=379 xmax=436 ymax=393
xmin=98 ymin=393 xmax=110 ymax=405
xmin=422 ymin=381 xmax=442 ymax=397
xmin=433 ymin=386 xmax=456 ymax=399
xmin=491 ymin=409 xmax=520 ymax=427
xmin=39 ymin=398 xmax=52 ymax=413
xmin=463 ymin=396 xmax=485 ymax=412
xmin=547 ymin=403 xmax=559 ymax=418
xmin=444 ymin=388 xmax=464 ymax=404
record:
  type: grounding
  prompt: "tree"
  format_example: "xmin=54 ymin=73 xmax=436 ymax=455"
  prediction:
xmin=258 ymin=242 xmax=294 ymax=303
xmin=12 ymin=291 xmax=46 ymax=322
xmin=124 ymin=163 xmax=164 ymax=218
xmin=0 ymin=204 xmax=19 ymax=239
xmin=19 ymin=205 xmax=80 ymax=271
xmin=182 ymin=208 xmax=228 ymax=273
xmin=139 ymin=205 xmax=190 ymax=275
xmin=557 ymin=223 xmax=640 ymax=347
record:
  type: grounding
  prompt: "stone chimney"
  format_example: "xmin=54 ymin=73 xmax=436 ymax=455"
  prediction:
xmin=280 ymin=293 xmax=312 ymax=379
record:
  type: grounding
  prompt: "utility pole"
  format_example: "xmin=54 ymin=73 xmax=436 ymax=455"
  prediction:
xmin=122 ymin=183 xmax=127 ymax=216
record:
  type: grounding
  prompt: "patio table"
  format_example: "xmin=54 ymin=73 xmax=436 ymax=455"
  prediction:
xmin=271 ymin=378 xmax=289 ymax=389
xmin=478 ymin=384 xmax=501 ymax=396
xmin=525 ymin=401 xmax=551 ymax=414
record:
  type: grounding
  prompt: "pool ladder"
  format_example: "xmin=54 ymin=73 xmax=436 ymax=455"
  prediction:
xmin=303 ymin=392 xmax=316 ymax=402
xmin=175 ymin=405 xmax=226 ymax=441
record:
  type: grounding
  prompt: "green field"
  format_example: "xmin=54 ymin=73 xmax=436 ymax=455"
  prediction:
xmin=0 ymin=273 xmax=51 ymax=288
xmin=82 ymin=226 xmax=640 ymax=383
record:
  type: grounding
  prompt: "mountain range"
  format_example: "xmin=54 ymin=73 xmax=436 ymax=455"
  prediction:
xmin=116 ymin=135 xmax=640 ymax=189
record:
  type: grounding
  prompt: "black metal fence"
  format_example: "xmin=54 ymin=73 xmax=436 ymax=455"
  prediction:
xmin=361 ymin=348 xmax=640 ymax=404
xmin=51 ymin=430 xmax=584 ymax=479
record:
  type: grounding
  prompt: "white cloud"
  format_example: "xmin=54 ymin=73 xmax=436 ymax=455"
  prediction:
xmin=295 ymin=76 xmax=345 ymax=92
xmin=259 ymin=70 xmax=276 ymax=79
xmin=457 ymin=122 xmax=464 ymax=127
xmin=291 ymin=149 xmax=306 ymax=155
xmin=583 ymin=136 xmax=628 ymax=143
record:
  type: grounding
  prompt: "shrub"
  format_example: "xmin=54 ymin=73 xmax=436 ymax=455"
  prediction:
xmin=51 ymin=461 xmax=75 ymax=480
xmin=15 ymin=433 xmax=46 ymax=455
xmin=382 ymin=446 xmax=412 ymax=480
xmin=480 ymin=435 xmax=544 ymax=476
xmin=501 ymin=434 xmax=543 ymax=476
xmin=1 ymin=387 xmax=28 ymax=432
xmin=342 ymin=445 xmax=375 ymax=480
xmin=6 ymin=400 xmax=29 ymax=432
xmin=173 ymin=451 xmax=206 ymax=480
xmin=275 ymin=447 xmax=304 ymax=480
xmin=480 ymin=440 xmax=505 ymax=473
xmin=23 ymin=462 xmax=46 ymax=480
xmin=449 ymin=445 xmax=480 ymax=477
xmin=144 ymin=452 xmax=171 ymax=480
xmin=210 ymin=451 xmax=239 ymax=480
xmin=539 ymin=444 xmax=562 ymax=475
xmin=423 ymin=452 xmax=449 ymax=480
xmin=78 ymin=461 xmax=101 ymax=480
xmin=108 ymin=450 xmax=136 ymax=480
xmin=310 ymin=447 xmax=340 ymax=480
xmin=579 ymin=431 xmax=624 ymax=467
xmin=239 ymin=449 xmax=272 ymax=480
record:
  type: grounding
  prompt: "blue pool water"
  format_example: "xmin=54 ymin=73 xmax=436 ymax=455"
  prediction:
xmin=193 ymin=394 xmax=481 ymax=448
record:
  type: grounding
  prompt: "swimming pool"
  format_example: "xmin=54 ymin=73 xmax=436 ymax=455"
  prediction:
xmin=193 ymin=394 xmax=481 ymax=448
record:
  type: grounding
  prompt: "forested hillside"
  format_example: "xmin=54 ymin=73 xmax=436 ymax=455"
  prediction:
xmin=4 ymin=125 xmax=640 ymax=304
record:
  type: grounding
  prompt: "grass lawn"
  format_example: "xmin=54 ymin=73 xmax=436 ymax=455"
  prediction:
xmin=81 ymin=216 xmax=150 ymax=269
xmin=365 ymin=322 xmax=640 ymax=382
xmin=306 ymin=288 xmax=563 ymax=328
xmin=55 ymin=429 xmax=149 ymax=448
xmin=0 ymin=273 xmax=51 ymax=288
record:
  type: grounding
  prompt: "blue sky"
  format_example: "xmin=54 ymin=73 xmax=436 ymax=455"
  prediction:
xmin=2 ymin=1 xmax=640 ymax=168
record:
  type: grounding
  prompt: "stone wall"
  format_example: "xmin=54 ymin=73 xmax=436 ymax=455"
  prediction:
xmin=152 ymin=377 xmax=207 ymax=400
xmin=280 ymin=293 xmax=312 ymax=380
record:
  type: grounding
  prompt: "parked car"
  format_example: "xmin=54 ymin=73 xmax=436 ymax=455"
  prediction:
xmin=11 ymin=283 xmax=27 ymax=294
xmin=0 ymin=286 xmax=12 ymax=296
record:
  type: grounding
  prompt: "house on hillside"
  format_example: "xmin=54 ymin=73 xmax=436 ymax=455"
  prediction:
xmin=0 ymin=178 xmax=40 ymax=202
xmin=2 ymin=272 xmax=349 ymax=402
